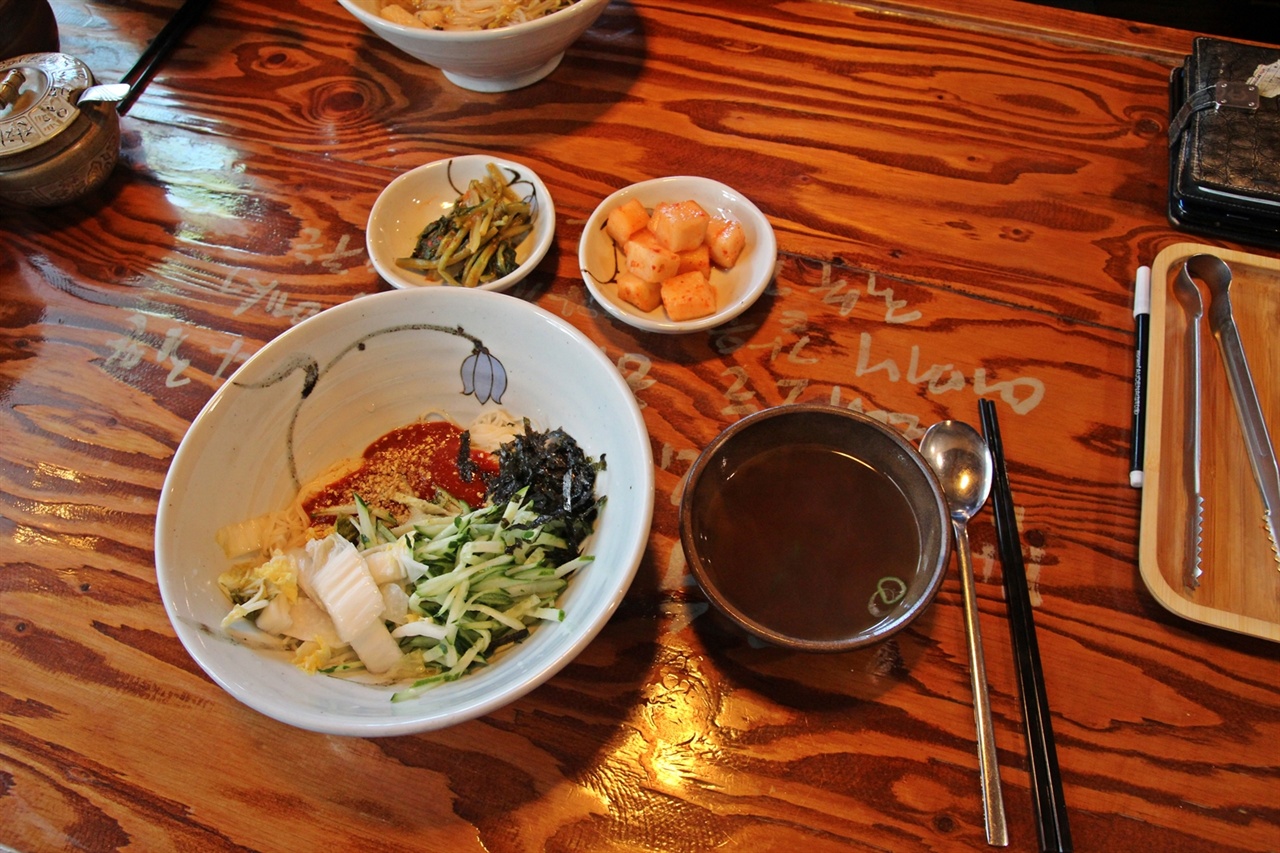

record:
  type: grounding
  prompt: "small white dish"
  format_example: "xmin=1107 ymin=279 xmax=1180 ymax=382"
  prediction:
xmin=367 ymin=154 xmax=555 ymax=292
xmin=578 ymin=176 xmax=777 ymax=334
xmin=337 ymin=0 xmax=609 ymax=93
xmin=155 ymin=288 xmax=654 ymax=736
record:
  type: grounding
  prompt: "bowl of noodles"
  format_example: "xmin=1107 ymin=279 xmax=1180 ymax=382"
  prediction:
xmin=155 ymin=287 xmax=655 ymax=736
xmin=337 ymin=0 xmax=611 ymax=92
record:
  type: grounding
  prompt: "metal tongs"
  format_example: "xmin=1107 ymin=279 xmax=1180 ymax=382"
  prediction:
xmin=1171 ymin=263 xmax=1205 ymax=588
xmin=1174 ymin=255 xmax=1280 ymax=582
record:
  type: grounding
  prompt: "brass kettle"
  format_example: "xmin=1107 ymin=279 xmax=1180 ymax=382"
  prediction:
xmin=0 ymin=52 xmax=120 ymax=207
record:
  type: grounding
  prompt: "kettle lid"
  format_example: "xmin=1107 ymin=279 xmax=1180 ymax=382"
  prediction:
xmin=0 ymin=52 xmax=96 ymax=160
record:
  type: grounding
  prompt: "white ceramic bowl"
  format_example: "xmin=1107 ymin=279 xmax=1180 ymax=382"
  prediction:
xmin=367 ymin=155 xmax=555 ymax=292
xmin=337 ymin=0 xmax=610 ymax=92
xmin=155 ymin=288 xmax=654 ymax=736
xmin=578 ymin=176 xmax=778 ymax=334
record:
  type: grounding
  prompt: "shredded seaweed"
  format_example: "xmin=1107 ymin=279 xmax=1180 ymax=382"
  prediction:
xmin=486 ymin=421 xmax=605 ymax=558
xmin=455 ymin=428 xmax=480 ymax=485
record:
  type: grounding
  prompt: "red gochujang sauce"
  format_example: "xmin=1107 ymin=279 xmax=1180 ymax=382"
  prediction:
xmin=301 ymin=421 xmax=498 ymax=523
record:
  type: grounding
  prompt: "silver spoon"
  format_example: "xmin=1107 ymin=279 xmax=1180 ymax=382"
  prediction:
xmin=921 ymin=420 xmax=1008 ymax=847
xmin=74 ymin=83 xmax=132 ymax=106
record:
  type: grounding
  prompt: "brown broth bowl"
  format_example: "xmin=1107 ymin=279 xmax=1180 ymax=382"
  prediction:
xmin=680 ymin=404 xmax=951 ymax=652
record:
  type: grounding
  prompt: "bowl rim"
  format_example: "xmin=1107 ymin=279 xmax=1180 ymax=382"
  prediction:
xmin=678 ymin=403 xmax=951 ymax=652
xmin=366 ymin=154 xmax=556 ymax=293
xmin=155 ymin=287 xmax=655 ymax=735
xmin=577 ymin=175 xmax=778 ymax=335
xmin=338 ymin=0 xmax=609 ymax=41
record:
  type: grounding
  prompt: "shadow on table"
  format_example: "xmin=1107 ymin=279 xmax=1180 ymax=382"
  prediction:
xmin=687 ymin=592 xmax=948 ymax=714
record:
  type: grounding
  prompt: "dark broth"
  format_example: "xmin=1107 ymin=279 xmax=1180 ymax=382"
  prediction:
xmin=695 ymin=442 xmax=921 ymax=641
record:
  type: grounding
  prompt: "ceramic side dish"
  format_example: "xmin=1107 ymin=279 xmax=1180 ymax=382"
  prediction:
xmin=366 ymin=154 xmax=555 ymax=293
xmin=578 ymin=175 xmax=777 ymax=334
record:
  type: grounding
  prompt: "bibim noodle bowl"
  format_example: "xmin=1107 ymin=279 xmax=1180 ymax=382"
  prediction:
xmin=379 ymin=0 xmax=579 ymax=30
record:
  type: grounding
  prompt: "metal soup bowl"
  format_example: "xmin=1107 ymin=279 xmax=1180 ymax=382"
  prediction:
xmin=680 ymin=404 xmax=951 ymax=652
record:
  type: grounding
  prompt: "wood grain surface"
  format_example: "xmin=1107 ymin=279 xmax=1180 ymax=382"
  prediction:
xmin=2 ymin=1 xmax=1278 ymax=851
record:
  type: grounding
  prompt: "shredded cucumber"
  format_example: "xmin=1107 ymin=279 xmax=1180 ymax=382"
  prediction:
xmin=381 ymin=486 xmax=593 ymax=701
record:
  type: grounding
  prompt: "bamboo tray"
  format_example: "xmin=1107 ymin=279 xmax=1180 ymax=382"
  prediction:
xmin=1139 ymin=243 xmax=1280 ymax=642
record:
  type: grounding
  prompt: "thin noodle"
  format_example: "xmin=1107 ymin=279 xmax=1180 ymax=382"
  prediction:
xmin=467 ymin=409 xmax=522 ymax=452
xmin=380 ymin=0 xmax=578 ymax=30
xmin=257 ymin=502 xmax=311 ymax=555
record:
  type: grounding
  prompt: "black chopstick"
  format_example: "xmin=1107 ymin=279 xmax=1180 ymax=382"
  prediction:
xmin=978 ymin=398 xmax=1072 ymax=853
xmin=117 ymin=0 xmax=215 ymax=115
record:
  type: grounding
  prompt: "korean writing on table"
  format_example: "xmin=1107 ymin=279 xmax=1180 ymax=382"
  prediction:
xmin=103 ymin=232 xmax=357 ymax=387
xmin=105 ymin=312 xmax=251 ymax=388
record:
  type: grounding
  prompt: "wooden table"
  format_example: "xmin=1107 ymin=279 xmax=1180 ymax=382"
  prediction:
xmin=3 ymin=1 xmax=1278 ymax=850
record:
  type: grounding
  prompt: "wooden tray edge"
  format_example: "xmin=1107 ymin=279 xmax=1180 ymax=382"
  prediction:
xmin=1137 ymin=242 xmax=1280 ymax=643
